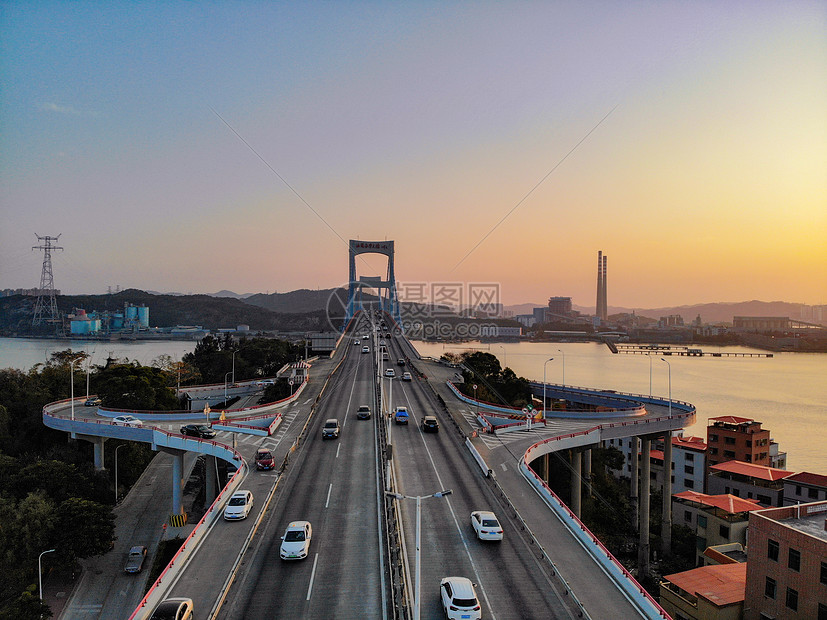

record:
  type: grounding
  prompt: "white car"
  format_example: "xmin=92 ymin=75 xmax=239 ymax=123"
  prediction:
xmin=361 ymin=346 xmax=370 ymax=354
xmin=280 ymin=520 xmax=312 ymax=560
xmin=385 ymin=368 xmax=395 ymax=378
xmin=223 ymin=490 xmax=254 ymax=520
xmin=471 ymin=510 xmax=504 ymax=541
xmin=402 ymin=372 xmax=412 ymax=381
xmin=440 ymin=576 xmax=482 ymax=620
xmin=112 ymin=415 xmax=143 ymax=427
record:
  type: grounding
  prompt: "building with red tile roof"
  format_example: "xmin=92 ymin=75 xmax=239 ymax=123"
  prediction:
xmin=708 ymin=460 xmax=794 ymax=507
xmin=660 ymin=562 xmax=747 ymax=620
xmin=783 ymin=471 xmax=827 ymax=506
xmin=706 ymin=415 xmax=786 ymax=470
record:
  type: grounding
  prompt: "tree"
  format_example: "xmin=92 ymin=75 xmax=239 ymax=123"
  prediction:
xmin=53 ymin=498 xmax=115 ymax=564
xmin=92 ymin=364 xmax=179 ymax=410
xmin=0 ymin=587 xmax=53 ymax=620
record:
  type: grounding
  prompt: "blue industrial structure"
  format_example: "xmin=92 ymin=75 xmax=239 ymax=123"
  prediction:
xmin=344 ymin=240 xmax=402 ymax=329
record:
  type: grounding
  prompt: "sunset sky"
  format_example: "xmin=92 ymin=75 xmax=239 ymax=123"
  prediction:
xmin=1 ymin=1 xmax=825 ymax=308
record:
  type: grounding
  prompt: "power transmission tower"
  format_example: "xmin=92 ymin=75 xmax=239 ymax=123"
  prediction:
xmin=32 ymin=234 xmax=63 ymax=326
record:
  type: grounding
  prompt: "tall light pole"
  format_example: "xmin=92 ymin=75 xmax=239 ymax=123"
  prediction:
xmin=557 ymin=349 xmax=565 ymax=386
xmin=543 ymin=357 xmax=554 ymax=419
xmin=473 ymin=384 xmax=478 ymax=419
xmin=224 ymin=371 xmax=232 ymax=402
xmin=85 ymin=357 xmax=92 ymax=399
xmin=114 ymin=443 xmax=126 ymax=504
xmin=386 ymin=490 xmax=452 ymax=620
xmin=231 ymin=350 xmax=236 ymax=385
xmin=661 ymin=358 xmax=672 ymax=417
xmin=648 ymin=355 xmax=653 ymax=398
xmin=498 ymin=345 xmax=507 ymax=370
xmin=69 ymin=358 xmax=82 ymax=421
xmin=39 ymin=548 xmax=56 ymax=600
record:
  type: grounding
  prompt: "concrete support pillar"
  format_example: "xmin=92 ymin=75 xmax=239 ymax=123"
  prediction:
xmin=93 ymin=437 xmax=107 ymax=471
xmin=205 ymin=455 xmax=217 ymax=506
xmin=638 ymin=436 xmax=651 ymax=577
xmin=630 ymin=436 xmax=639 ymax=528
xmin=583 ymin=448 xmax=592 ymax=497
xmin=171 ymin=451 xmax=184 ymax=515
xmin=571 ymin=449 xmax=582 ymax=518
xmin=543 ymin=453 xmax=550 ymax=484
xmin=662 ymin=431 xmax=673 ymax=557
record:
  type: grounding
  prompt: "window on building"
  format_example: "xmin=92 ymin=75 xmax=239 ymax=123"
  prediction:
xmin=698 ymin=515 xmax=707 ymax=528
xmin=764 ymin=577 xmax=776 ymax=599
xmin=758 ymin=494 xmax=771 ymax=505
xmin=732 ymin=488 xmax=740 ymax=497
xmin=786 ymin=587 xmax=798 ymax=611
xmin=724 ymin=450 xmax=736 ymax=458
xmin=818 ymin=602 xmax=827 ymax=620
xmin=686 ymin=452 xmax=694 ymax=462
xmin=684 ymin=465 xmax=694 ymax=474
xmin=696 ymin=536 xmax=707 ymax=551
xmin=709 ymin=434 xmax=718 ymax=442
xmin=745 ymin=454 xmax=752 ymax=462
xmin=650 ymin=472 xmax=657 ymax=480
xmin=788 ymin=548 xmax=801 ymax=571
xmin=795 ymin=485 xmax=802 ymax=496
xmin=684 ymin=510 xmax=692 ymax=522
xmin=710 ymin=447 xmax=718 ymax=455
xmin=767 ymin=539 xmax=779 ymax=562
xmin=746 ymin=440 xmax=752 ymax=447
xmin=719 ymin=525 xmax=729 ymax=538
xmin=685 ymin=478 xmax=694 ymax=489
xmin=821 ymin=560 xmax=827 ymax=585
xmin=724 ymin=436 xmax=735 ymax=444
xmin=809 ymin=487 xmax=818 ymax=499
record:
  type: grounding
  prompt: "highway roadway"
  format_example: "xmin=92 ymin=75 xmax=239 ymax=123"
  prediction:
xmin=217 ymin=316 xmax=387 ymax=618
xmin=381 ymin=334 xmax=577 ymax=619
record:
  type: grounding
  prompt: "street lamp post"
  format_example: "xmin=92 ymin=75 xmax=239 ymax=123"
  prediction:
xmin=114 ymin=443 xmax=126 ymax=504
xmin=472 ymin=384 xmax=478 ymax=419
xmin=224 ymin=371 xmax=232 ymax=402
xmin=649 ymin=355 xmax=653 ymax=398
xmin=661 ymin=358 xmax=672 ymax=417
xmin=543 ymin=357 xmax=554 ymax=419
xmin=498 ymin=345 xmax=507 ymax=370
xmin=557 ymin=349 xmax=565 ymax=386
xmin=386 ymin=490 xmax=452 ymax=620
xmin=231 ymin=350 xmax=236 ymax=385
xmin=69 ymin=358 xmax=82 ymax=421
xmin=39 ymin=548 xmax=56 ymax=600
xmin=85 ymin=358 xmax=91 ymax=399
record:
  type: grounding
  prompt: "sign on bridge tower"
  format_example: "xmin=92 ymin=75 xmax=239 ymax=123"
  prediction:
xmin=345 ymin=240 xmax=403 ymax=330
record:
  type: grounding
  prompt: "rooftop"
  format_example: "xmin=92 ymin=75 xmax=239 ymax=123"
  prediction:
xmin=785 ymin=471 xmax=827 ymax=487
xmin=674 ymin=491 xmax=762 ymax=514
xmin=708 ymin=415 xmax=755 ymax=425
xmin=663 ymin=562 xmax=747 ymax=607
xmin=710 ymin=460 xmax=793 ymax=482
xmin=754 ymin=501 xmax=827 ymax=543
xmin=673 ymin=435 xmax=706 ymax=451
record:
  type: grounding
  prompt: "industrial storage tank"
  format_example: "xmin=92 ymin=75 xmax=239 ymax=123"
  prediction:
xmin=137 ymin=305 xmax=149 ymax=328
xmin=70 ymin=309 xmax=91 ymax=335
xmin=125 ymin=305 xmax=138 ymax=321
xmin=112 ymin=313 xmax=124 ymax=329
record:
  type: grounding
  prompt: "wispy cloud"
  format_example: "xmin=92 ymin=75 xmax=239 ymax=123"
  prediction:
xmin=39 ymin=102 xmax=98 ymax=116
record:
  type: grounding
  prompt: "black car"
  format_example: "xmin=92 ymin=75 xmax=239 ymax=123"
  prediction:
xmin=356 ymin=405 xmax=372 ymax=420
xmin=397 ymin=358 xmax=406 ymax=367
xmin=180 ymin=424 xmax=216 ymax=439
xmin=422 ymin=416 xmax=439 ymax=433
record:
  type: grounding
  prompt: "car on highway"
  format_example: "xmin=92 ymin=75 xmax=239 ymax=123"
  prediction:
xmin=149 ymin=597 xmax=194 ymax=620
xmin=440 ymin=576 xmax=482 ymax=620
xmin=223 ymin=490 xmax=254 ymax=520
xmin=397 ymin=358 xmax=405 ymax=366
xmin=124 ymin=545 xmax=147 ymax=573
xmin=180 ymin=424 xmax=216 ymax=439
xmin=112 ymin=415 xmax=143 ymax=427
xmin=255 ymin=448 xmax=274 ymax=470
xmin=353 ymin=339 xmax=360 ymax=345
xmin=322 ymin=418 xmax=340 ymax=439
xmin=422 ymin=416 xmax=439 ymax=433
xmin=84 ymin=396 xmax=102 ymax=407
xmin=280 ymin=520 xmax=312 ymax=560
xmin=361 ymin=345 xmax=370 ymax=354
xmin=471 ymin=510 xmax=504 ymax=541
xmin=394 ymin=406 xmax=409 ymax=425
xmin=362 ymin=335 xmax=369 ymax=340
xmin=402 ymin=372 xmax=412 ymax=381
xmin=385 ymin=368 xmax=395 ymax=378
xmin=356 ymin=405 xmax=371 ymax=420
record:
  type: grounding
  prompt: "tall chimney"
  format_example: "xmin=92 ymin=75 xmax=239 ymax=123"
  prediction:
xmin=601 ymin=254 xmax=608 ymax=321
xmin=596 ymin=251 xmax=603 ymax=319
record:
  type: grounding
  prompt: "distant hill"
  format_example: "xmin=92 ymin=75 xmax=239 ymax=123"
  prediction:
xmin=0 ymin=289 xmax=341 ymax=334
xmin=244 ymin=288 xmax=348 ymax=314
xmin=210 ymin=290 xmax=256 ymax=299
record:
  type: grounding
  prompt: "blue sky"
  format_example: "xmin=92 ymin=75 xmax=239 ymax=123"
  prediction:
xmin=2 ymin=1 xmax=825 ymax=307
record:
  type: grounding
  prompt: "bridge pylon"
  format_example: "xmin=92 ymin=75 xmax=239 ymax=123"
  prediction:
xmin=345 ymin=240 xmax=402 ymax=330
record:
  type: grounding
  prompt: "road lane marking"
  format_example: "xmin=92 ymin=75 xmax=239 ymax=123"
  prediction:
xmin=303 ymin=398 xmax=313 ymax=404
xmin=306 ymin=553 xmax=320 ymax=600
xmin=336 ymin=443 xmax=341 ymax=458
xmin=501 ymin=463 xmax=508 ymax=471
xmin=325 ymin=483 xmax=333 ymax=508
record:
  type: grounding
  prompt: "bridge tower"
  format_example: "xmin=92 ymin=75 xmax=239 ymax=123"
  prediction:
xmin=345 ymin=240 xmax=402 ymax=330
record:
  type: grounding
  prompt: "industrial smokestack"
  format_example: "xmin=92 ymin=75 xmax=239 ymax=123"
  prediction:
xmin=601 ymin=254 xmax=608 ymax=321
xmin=596 ymin=251 xmax=603 ymax=319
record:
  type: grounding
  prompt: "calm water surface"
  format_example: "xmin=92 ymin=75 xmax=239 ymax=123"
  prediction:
xmin=412 ymin=340 xmax=826 ymax=473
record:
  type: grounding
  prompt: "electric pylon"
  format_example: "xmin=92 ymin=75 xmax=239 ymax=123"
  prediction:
xmin=32 ymin=234 xmax=63 ymax=326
